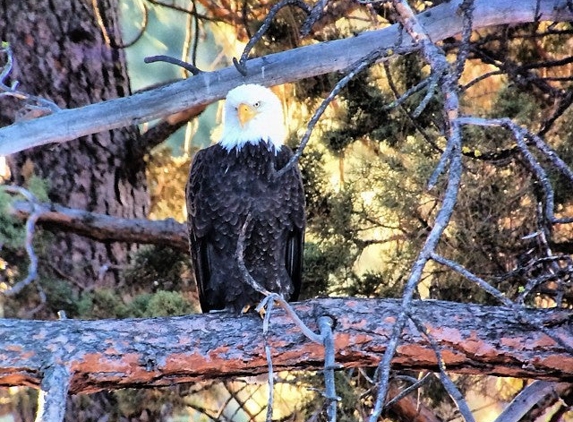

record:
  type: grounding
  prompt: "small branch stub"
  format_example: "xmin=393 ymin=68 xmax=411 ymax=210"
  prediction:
xmin=319 ymin=315 xmax=339 ymax=422
xmin=35 ymin=365 xmax=71 ymax=422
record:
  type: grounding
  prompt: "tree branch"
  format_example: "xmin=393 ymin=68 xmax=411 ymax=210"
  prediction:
xmin=370 ymin=0 xmax=465 ymax=417
xmin=1 ymin=0 xmax=572 ymax=155
xmin=0 ymin=298 xmax=571 ymax=396
xmin=35 ymin=365 xmax=71 ymax=422
xmin=8 ymin=199 xmax=188 ymax=252
xmin=493 ymin=381 xmax=571 ymax=422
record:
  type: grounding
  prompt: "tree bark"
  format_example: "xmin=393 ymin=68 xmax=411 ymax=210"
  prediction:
xmin=8 ymin=200 xmax=188 ymax=253
xmin=0 ymin=298 xmax=571 ymax=395
xmin=0 ymin=0 xmax=149 ymax=287
xmin=1 ymin=0 xmax=572 ymax=155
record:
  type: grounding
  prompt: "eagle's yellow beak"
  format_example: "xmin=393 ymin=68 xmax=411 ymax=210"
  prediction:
xmin=238 ymin=103 xmax=258 ymax=127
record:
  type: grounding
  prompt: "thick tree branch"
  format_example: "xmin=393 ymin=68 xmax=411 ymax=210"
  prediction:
xmin=8 ymin=200 xmax=188 ymax=252
xmin=1 ymin=0 xmax=572 ymax=155
xmin=0 ymin=298 xmax=571 ymax=396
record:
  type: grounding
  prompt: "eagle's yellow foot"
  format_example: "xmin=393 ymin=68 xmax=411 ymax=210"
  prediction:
xmin=240 ymin=304 xmax=266 ymax=318
xmin=258 ymin=306 xmax=266 ymax=319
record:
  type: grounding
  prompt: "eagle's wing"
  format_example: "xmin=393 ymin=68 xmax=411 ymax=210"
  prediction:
xmin=279 ymin=146 xmax=306 ymax=301
xmin=185 ymin=149 xmax=216 ymax=312
xmin=286 ymin=223 xmax=304 ymax=301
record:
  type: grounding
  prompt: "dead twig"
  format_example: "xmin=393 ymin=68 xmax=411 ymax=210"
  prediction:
xmin=408 ymin=313 xmax=476 ymax=422
xmin=232 ymin=0 xmax=311 ymax=75
xmin=0 ymin=44 xmax=60 ymax=117
xmin=368 ymin=0 xmax=466 ymax=418
xmin=35 ymin=364 xmax=71 ymax=422
xmin=276 ymin=47 xmax=410 ymax=179
xmin=238 ymin=215 xmax=337 ymax=420
xmin=384 ymin=372 xmax=432 ymax=409
xmin=319 ymin=315 xmax=339 ymax=422
xmin=0 ymin=186 xmax=44 ymax=298
xmin=144 ymin=55 xmax=203 ymax=75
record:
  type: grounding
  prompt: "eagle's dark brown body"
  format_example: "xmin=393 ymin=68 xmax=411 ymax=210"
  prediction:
xmin=186 ymin=142 xmax=305 ymax=313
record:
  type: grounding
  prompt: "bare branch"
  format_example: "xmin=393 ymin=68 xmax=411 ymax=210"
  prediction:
xmin=2 ymin=0 xmax=572 ymax=155
xmin=409 ymin=314 xmax=475 ymax=422
xmin=236 ymin=214 xmax=272 ymax=297
xmin=144 ymin=54 xmax=203 ymax=75
xmin=456 ymin=116 xmax=573 ymax=224
xmin=493 ymin=381 xmax=569 ymax=422
xmin=318 ymin=315 xmax=339 ymax=422
xmin=385 ymin=377 xmax=442 ymax=422
xmin=300 ymin=0 xmax=327 ymax=36
xmin=369 ymin=0 xmax=465 ymax=417
xmin=35 ymin=365 xmax=71 ymax=422
xmin=7 ymin=198 xmax=188 ymax=252
xmin=238 ymin=215 xmax=336 ymax=420
xmin=233 ymin=0 xmax=311 ymax=75
xmin=0 ymin=44 xmax=60 ymax=115
xmin=1 ymin=186 xmax=43 ymax=297
xmin=454 ymin=0 xmax=476 ymax=79
xmin=264 ymin=343 xmax=274 ymax=421
xmin=384 ymin=373 xmax=432 ymax=409
xmin=257 ymin=293 xmax=322 ymax=344
xmin=276 ymin=48 xmax=404 ymax=179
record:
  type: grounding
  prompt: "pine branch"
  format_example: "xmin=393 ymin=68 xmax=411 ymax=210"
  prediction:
xmin=1 ymin=298 xmax=571 ymax=396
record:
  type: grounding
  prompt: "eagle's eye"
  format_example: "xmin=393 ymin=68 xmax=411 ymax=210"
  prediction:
xmin=253 ymin=101 xmax=261 ymax=108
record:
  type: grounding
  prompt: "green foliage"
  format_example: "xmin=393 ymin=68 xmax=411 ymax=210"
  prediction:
xmin=323 ymin=73 xmax=395 ymax=154
xmin=26 ymin=175 xmax=50 ymax=202
xmin=122 ymin=245 xmax=191 ymax=293
xmin=339 ymin=271 xmax=403 ymax=298
xmin=41 ymin=277 xmax=79 ymax=317
xmin=75 ymin=245 xmax=193 ymax=319
xmin=492 ymin=86 xmax=542 ymax=123
xmin=0 ymin=189 xmax=25 ymax=249
xmin=302 ymin=241 xmax=354 ymax=298
xmin=128 ymin=290 xmax=193 ymax=317
xmin=77 ymin=289 xmax=129 ymax=319
xmin=77 ymin=289 xmax=193 ymax=319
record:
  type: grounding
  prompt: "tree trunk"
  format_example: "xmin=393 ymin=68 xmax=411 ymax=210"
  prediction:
xmin=0 ymin=1 xmax=150 ymax=420
xmin=0 ymin=0 xmax=149 ymax=288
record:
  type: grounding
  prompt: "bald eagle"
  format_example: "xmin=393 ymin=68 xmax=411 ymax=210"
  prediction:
xmin=186 ymin=84 xmax=306 ymax=313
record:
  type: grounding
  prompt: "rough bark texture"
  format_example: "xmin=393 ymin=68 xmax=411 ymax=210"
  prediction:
xmin=9 ymin=200 xmax=188 ymax=252
xmin=0 ymin=299 xmax=571 ymax=395
xmin=0 ymin=0 xmax=149 ymax=287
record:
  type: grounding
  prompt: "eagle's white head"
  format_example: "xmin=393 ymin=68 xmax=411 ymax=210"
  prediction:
xmin=219 ymin=84 xmax=286 ymax=151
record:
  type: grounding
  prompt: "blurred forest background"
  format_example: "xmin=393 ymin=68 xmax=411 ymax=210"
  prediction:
xmin=1 ymin=0 xmax=572 ymax=420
